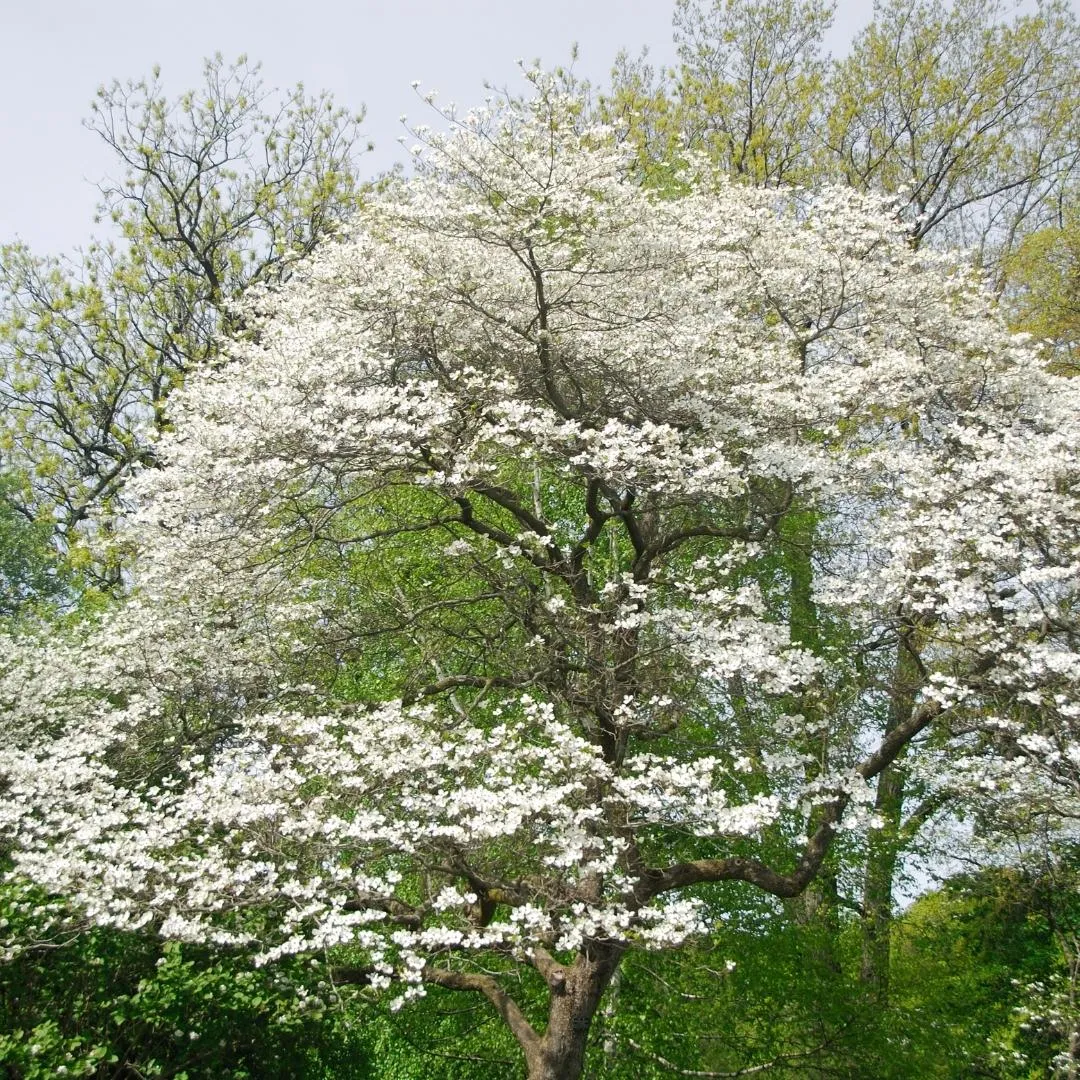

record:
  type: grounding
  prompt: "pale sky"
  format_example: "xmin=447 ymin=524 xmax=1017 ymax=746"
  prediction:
xmin=2 ymin=1 xmax=873 ymax=257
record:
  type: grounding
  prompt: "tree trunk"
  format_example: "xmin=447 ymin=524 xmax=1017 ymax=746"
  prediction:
xmin=859 ymin=636 xmax=919 ymax=997
xmin=859 ymin=759 xmax=904 ymax=997
xmin=600 ymin=965 xmax=622 ymax=1069
xmin=785 ymin=508 xmax=842 ymax=972
xmin=525 ymin=942 xmax=624 ymax=1080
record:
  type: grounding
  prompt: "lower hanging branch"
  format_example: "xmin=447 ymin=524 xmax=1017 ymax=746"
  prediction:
xmin=330 ymin=959 xmax=543 ymax=1065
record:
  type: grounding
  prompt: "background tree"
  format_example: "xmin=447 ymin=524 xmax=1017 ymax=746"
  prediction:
xmin=0 ymin=473 xmax=66 ymax=622
xmin=670 ymin=0 xmax=833 ymax=184
xmin=603 ymin=0 xmax=833 ymax=189
xmin=603 ymin=0 xmax=1080 ymax=1007
xmin=606 ymin=0 xmax=1080 ymax=261
xmin=1001 ymin=207 xmax=1080 ymax=373
xmin=0 ymin=55 xmax=368 ymax=578
xmin=828 ymin=0 xmax=1080 ymax=261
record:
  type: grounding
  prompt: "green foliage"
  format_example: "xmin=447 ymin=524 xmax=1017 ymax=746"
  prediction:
xmin=829 ymin=0 xmax=1079 ymax=255
xmin=0 ymin=881 xmax=375 ymax=1079
xmin=1002 ymin=211 xmax=1080 ymax=373
xmin=673 ymin=0 xmax=834 ymax=185
xmin=588 ymin=905 xmax=863 ymax=1077
xmin=0 ymin=473 xmax=66 ymax=621
xmin=356 ymin=988 xmax=529 ymax=1080
xmin=888 ymin=868 xmax=1072 ymax=1077
xmin=603 ymin=0 xmax=833 ymax=188
xmin=572 ymin=869 xmax=1074 ymax=1079
xmin=0 ymin=56 xmax=368 ymax=576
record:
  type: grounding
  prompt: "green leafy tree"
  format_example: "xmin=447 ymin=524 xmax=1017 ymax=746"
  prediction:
xmin=0 ymin=55 xmax=368 ymax=576
xmin=606 ymin=0 xmax=1080 ymax=261
xmin=603 ymin=0 xmax=834 ymax=189
xmin=0 ymin=473 xmax=65 ymax=621
xmin=604 ymin=0 xmax=1080 ymax=1006
xmin=889 ymin=867 xmax=1074 ymax=1078
xmin=1002 ymin=209 xmax=1080 ymax=373
xmin=670 ymin=0 xmax=834 ymax=184
xmin=829 ymin=0 xmax=1080 ymax=261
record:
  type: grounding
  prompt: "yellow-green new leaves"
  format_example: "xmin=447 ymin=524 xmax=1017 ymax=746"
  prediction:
xmin=607 ymin=0 xmax=1080 ymax=274
xmin=0 ymin=242 xmax=158 ymax=542
xmin=90 ymin=54 xmax=367 ymax=317
xmin=602 ymin=0 xmax=833 ymax=189
xmin=0 ymin=55 xmax=368 ymax=576
xmin=1002 ymin=210 xmax=1080 ymax=372
xmin=672 ymin=0 xmax=833 ymax=185
xmin=830 ymin=0 xmax=1080 ymax=258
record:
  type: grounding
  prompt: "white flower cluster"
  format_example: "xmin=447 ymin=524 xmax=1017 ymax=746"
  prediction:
xmin=2 ymin=75 xmax=1079 ymax=1003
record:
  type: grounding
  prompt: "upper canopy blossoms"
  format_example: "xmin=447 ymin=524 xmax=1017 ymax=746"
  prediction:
xmin=2 ymin=74 xmax=1079 ymax=1001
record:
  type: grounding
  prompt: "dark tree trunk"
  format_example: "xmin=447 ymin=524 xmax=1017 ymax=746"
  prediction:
xmin=525 ymin=942 xmax=625 ymax=1080
xmin=860 ymin=759 xmax=904 ymax=996
xmin=859 ymin=636 xmax=919 ymax=997
xmin=785 ymin=508 xmax=842 ymax=972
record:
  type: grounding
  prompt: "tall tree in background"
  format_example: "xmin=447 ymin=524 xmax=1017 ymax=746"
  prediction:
xmin=604 ymin=0 xmax=833 ymax=189
xmin=828 ymin=0 xmax=1080 ymax=263
xmin=0 ymin=55 xmax=367 ymax=583
xmin=607 ymin=0 xmax=1080 ymax=265
xmin=0 ymin=474 xmax=65 ymax=621
xmin=1002 ymin=206 xmax=1080 ymax=372
xmin=604 ymin=0 xmax=1080 ymax=1001
xmin=670 ymin=0 xmax=834 ymax=184
xmin=2 ymin=78 xmax=1078 ymax=1080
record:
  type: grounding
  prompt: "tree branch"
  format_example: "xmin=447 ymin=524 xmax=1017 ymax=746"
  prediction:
xmin=421 ymin=967 xmax=542 ymax=1060
xmin=639 ymin=698 xmax=950 ymax=903
xmin=615 ymin=1031 xmax=843 ymax=1077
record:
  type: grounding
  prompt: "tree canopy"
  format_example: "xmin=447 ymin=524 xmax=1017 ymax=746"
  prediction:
xmin=2 ymin=74 xmax=1078 ymax=1079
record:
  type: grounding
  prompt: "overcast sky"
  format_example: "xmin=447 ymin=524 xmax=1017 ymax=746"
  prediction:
xmin=3 ymin=1 xmax=879 ymax=257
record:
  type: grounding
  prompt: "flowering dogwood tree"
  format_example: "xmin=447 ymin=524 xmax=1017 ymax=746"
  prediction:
xmin=3 ymin=76 xmax=1080 ymax=1079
